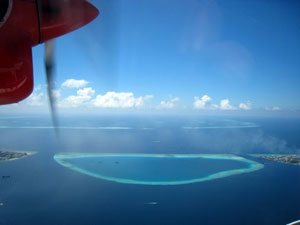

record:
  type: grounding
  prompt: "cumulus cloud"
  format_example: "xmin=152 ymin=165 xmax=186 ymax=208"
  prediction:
xmin=239 ymin=101 xmax=252 ymax=110
xmin=194 ymin=95 xmax=215 ymax=109
xmin=194 ymin=95 xmax=241 ymax=110
xmin=159 ymin=97 xmax=180 ymax=109
xmin=219 ymin=99 xmax=236 ymax=110
xmin=92 ymin=92 xmax=152 ymax=108
xmin=26 ymin=93 xmax=44 ymax=106
xmin=52 ymin=90 xmax=61 ymax=99
xmin=59 ymin=87 xmax=95 ymax=108
xmin=77 ymin=88 xmax=95 ymax=97
xmin=62 ymin=79 xmax=89 ymax=88
xmin=144 ymin=95 xmax=154 ymax=100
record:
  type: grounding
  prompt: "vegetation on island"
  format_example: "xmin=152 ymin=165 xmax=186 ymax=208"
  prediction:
xmin=253 ymin=154 xmax=300 ymax=166
xmin=0 ymin=150 xmax=35 ymax=161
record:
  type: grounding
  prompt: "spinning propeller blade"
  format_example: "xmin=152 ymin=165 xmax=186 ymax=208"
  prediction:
xmin=44 ymin=39 xmax=58 ymax=133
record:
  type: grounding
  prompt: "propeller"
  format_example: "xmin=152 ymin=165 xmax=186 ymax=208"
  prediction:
xmin=37 ymin=0 xmax=99 ymax=135
xmin=44 ymin=39 xmax=59 ymax=135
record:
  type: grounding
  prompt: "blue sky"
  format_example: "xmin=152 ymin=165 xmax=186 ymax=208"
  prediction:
xmin=2 ymin=0 xmax=300 ymax=115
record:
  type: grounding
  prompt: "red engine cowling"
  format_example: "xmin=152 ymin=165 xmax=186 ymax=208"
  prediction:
xmin=0 ymin=0 xmax=99 ymax=105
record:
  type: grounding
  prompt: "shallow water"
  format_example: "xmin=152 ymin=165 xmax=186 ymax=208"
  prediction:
xmin=54 ymin=154 xmax=263 ymax=185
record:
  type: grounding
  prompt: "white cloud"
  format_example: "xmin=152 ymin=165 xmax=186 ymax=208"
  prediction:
xmin=145 ymin=95 xmax=154 ymax=100
xmin=77 ymin=88 xmax=95 ymax=97
xmin=159 ymin=97 xmax=180 ymax=109
xmin=52 ymin=90 xmax=61 ymax=99
xmin=92 ymin=92 xmax=152 ymax=108
xmin=219 ymin=99 xmax=236 ymax=110
xmin=265 ymin=106 xmax=280 ymax=111
xmin=239 ymin=101 xmax=252 ymax=110
xmin=26 ymin=93 xmax=44 ymax=106
xmin=194 ymin=95 xmax=211 ymax=109
xmin=62 ymin=79 xmax=89 ymax=88
xmin=194 ymin=95 xmax=253 ymax=111
xmin=59 ymin=87 xmax=95 ymax=108
xmin=194 ymin=95 xmax=217 ymax=109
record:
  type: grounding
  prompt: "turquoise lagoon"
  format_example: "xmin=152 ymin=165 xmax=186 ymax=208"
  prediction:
xmin=54 ymin=154 xmax=264 ymax=185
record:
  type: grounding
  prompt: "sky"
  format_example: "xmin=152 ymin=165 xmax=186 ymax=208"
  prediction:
xmin=1 ymin=0 xmax=300 ymax=115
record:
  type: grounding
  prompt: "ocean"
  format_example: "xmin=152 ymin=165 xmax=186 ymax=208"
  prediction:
xmin=0 ymin=115 xmax=299 ymax=225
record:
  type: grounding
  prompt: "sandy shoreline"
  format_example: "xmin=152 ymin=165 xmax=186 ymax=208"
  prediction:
xmin=54 ymin=153 xmax=264 ymax=185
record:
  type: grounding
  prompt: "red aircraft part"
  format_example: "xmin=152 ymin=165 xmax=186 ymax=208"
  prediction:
xmin=0 ymin=0 xmax=99 ymax=105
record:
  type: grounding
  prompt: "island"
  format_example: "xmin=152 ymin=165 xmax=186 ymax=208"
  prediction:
xmin=251 ymin=154 xmax=300 ymax=166
xmin=0 ymin=150 xmax=36 ymax=161
xmin=54 ymin=153 xmax=264 ymax=185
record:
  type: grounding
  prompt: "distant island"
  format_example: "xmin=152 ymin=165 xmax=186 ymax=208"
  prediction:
xmin=251 ymin=154 xmax=300 ymax=166
xmin=0 ymin=150 xmax=36 ymax=162
xmin=54 ymin=153 xmax=264 ymax=185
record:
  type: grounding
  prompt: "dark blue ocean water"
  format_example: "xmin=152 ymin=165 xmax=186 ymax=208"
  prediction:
xmin=0 ymin=115 xmax=300 ymax=225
